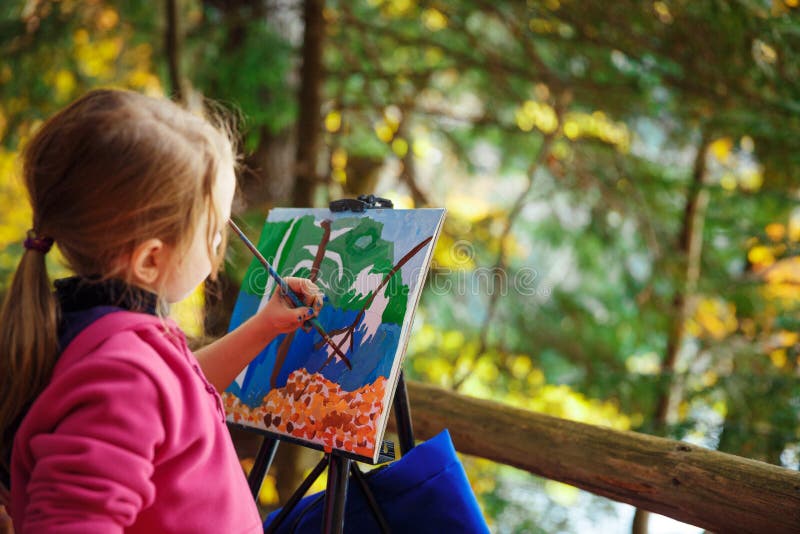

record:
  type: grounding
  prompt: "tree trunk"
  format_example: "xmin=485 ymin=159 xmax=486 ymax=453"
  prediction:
xmin=165 ymin=0 xmax=184 ymax=102
xmin=393 ymin=380 xmax=800 ymax=534
xmin=242 ymin=127 xmax=296 ymax=209
xmin=633 ymin=131 xmax=711 ymax=533
xmin=292 ymin=0 xmax=325 ymax=207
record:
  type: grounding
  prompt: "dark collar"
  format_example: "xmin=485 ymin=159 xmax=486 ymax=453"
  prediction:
xmin=54 ymin=276 xmax=159 ymax=316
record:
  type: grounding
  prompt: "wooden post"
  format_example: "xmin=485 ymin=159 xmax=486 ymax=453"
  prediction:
xmin=394 ymin=380 xmax=800 ymax=534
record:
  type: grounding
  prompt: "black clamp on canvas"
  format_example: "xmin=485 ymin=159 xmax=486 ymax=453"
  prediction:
xmin=329 ymin=194 xmax=394 ymax=212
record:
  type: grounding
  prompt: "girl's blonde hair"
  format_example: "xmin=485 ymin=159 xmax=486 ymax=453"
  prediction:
xmin=0 ymin=89 xmax=236 ymax=471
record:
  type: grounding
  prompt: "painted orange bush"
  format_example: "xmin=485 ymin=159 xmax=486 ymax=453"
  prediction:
xmin=224 ymin=369 xmax=386 ymax=457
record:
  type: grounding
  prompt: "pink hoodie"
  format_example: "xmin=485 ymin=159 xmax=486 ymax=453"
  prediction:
xmin=10 ymin=311 xmax=262 ymax=533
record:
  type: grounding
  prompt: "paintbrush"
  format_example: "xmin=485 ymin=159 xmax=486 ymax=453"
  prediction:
xmin=228 ymin=219 xmax=353 ymax=370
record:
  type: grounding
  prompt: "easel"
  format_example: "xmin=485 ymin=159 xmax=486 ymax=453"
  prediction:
xmin=245 ymin=195 xmax=416 ymax=534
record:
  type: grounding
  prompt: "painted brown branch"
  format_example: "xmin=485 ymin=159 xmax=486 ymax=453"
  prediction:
xmin=316 ymin=235 xmax=434 ymax=372
xmin=165 ymin=0 xmax=184 ymax=102
xmin=391 ymin=380 xmax=800 ymax=534
xmin=271 ymin=220 xmax=332 ymax=389
xmin=292 ymin=0 xmax=326 ymax=207
xmin=309 ymin=220 xmax=332 ymax=282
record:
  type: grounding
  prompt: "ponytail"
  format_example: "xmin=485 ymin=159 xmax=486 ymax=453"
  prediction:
xmin=0 ymin=245 xmax=59 ymax=474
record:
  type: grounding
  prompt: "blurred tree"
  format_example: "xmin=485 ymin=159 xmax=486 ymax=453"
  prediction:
xmin=1 ymin=0 xmax=800 ymax=531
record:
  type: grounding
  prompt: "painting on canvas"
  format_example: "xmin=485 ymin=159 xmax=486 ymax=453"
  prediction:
xmin=223 ymin=208 xmax=445 ymax=462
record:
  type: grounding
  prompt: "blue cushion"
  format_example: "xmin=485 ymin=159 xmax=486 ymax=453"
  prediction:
xmin=264 ymin=429 xmax=489 ymax=533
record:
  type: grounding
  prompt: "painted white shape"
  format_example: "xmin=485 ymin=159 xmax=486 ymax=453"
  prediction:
xmin=329 ymin=227 xmax=350 ymax=240
xmin=302 ymin=245 xmax=345 ymax=282
xmin=352 ymin=265 xmax=389 ymax=345
xmin=257 ymin=216 xmax=302 ymax=312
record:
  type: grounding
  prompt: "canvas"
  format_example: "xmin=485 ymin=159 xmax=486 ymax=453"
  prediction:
xmin=224 ymin=208 xmax=445 ymax=463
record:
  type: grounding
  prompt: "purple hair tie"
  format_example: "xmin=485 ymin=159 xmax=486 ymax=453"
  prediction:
xmin=24 ymin=229 xmax=54 ymax=254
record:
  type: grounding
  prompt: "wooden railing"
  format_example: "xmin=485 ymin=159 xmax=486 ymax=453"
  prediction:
xmin=392 ymin=381 xmax=800 ymax=534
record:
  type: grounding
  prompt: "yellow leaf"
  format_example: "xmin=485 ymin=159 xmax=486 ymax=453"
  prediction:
xmin=240 ymin=457 xmax=254 ymax=475
xmin=474 ymin=356 xmax=499 ymax=383
xmin=754 ymin=39 xmax=778 ymax=64
xmin=769 ymin=349 xmax=787 ymax=368
xmin=441 ymin=330 xmax=464 ymax=351
xmin=563 ymin=120 xmax=579 ymax=139
xmin=258 ymin=475 xmax=279 ymax=506
xmin=510 ymin=355 xmax=532 ymax=379
xmin=527 ymin=368 xmax=545 ymax=386
xmin=740 ymin=169 xmax=763 ymax=191
xmin=765 ymin=223 xmax=786 ymax=242
xmin=73 ymin=28 xmax=89 ymax=45
xmin=701 ymin=371 xmax=718 ymax=387
xmin=332 ymin=168 xmax=346 ymax=184
xmin=690 ymin=297 xmax=738 ymax=340
xmin=529 ymin=18 xmax=554 ymax=33
xmin=653 ymin=1 xmax=673 ymax=24
xmin=374 ymin=123 xmax=394 ymax=143
xmin=325 ymin=111 xmax=341 ymax=133
xmin=544 ymin=480 xmax=579 ymax=506
xmin=764 ymin=256 xmax=800 ymax=284
xmin=381 ymin=191 xmax=414 ymax=209
xmin=720 ymin=174 xmax=737 ymax=191
xmin=748 ymin=245 xmax=775 ymax=267
xmin=330 ymin=147 xmax=347 ymax=169
xmin=97 ymin=7 xmax=119 ymax=31
xmin=421 ymin=8 xmax=448 ymax=31
xmin=384 ymin=0 xmax=412 ymax=17
xmin=777 ymin=330 xmax=798 ymax=347
xmin=391 ymin=137 xmax=409 ymax=157
xmin=53 ymin=69 xmax=76 ymax=102
xmin=709 ymin=137 xmax=733 ymax=163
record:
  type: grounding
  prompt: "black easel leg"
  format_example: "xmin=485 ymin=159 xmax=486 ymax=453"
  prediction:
xmin=393 ymin=372 xmax=415 ymax=455
xmin=249 ymin=437 xmax=280 ymax=499
xmin=264 ymin=456 xmax=329 ymax=534
xmin=350 ymin=464 xmax=391 ymax=533
xmin=322 ymin=455 xmax=351 ymax=534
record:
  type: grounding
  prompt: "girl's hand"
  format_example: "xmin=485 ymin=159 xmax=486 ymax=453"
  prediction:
xmin=256 ymin=277 xmax=324 ymax=337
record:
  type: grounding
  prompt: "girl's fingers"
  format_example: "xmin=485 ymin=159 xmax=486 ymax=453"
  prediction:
xmin=283 ymin=277 xmax=324 ymax=308
xmin=267 ymin=277 xmax=323 ymax=334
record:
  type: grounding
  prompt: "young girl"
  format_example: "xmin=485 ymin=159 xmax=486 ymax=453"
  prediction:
xmin=0 ymin=89 xmax=322 ymax=533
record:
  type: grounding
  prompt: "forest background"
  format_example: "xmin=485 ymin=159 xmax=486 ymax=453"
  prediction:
xmin=1 ymin=1 xmax=800 ymax=532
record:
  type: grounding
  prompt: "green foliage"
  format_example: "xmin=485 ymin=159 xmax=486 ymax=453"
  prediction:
xmin=3 ymin=0 xmax=800 ymax=531
xmin=190 ymin=18 xmax=296 ymax=150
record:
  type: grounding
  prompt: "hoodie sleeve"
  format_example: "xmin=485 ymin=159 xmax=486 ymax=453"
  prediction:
xmin=19 ymin=354 xmax=165 ymax=534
